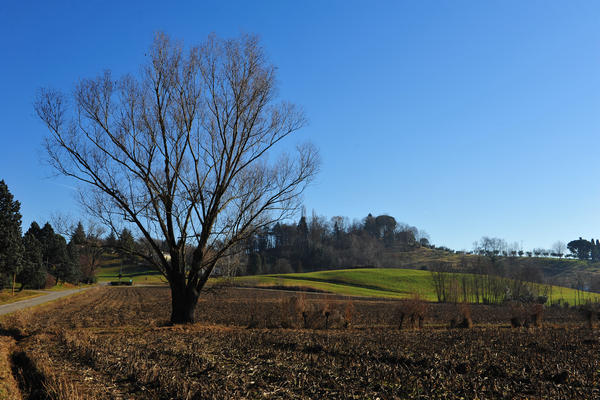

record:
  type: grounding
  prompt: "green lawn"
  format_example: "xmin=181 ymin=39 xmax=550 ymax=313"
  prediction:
xmin=96 ymin=262 xmax=165 ymax=284
xmin=234 ymin=268 xmax=600 ymax=304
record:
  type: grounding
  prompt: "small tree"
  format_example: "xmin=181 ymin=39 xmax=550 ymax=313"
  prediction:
xmin=552 ymin=241 xmax=566 ymax=259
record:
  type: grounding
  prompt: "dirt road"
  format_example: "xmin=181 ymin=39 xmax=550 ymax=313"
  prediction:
xmin=0 ymin=287 xmax=91 ymax=316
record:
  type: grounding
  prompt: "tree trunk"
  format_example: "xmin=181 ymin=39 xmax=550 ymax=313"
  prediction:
xmin=169 ymin=278 xmax=199 ymax=324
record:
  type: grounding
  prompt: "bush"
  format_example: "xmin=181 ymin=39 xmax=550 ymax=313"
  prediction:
xmin=278 ymin=295 xmax=353 ymax=329
xmin=450 ymin=303 xmax=473 ymax=329
xmin=580 ymin=303 xmax=599 ymax=329
xmin=509 ymin=302 xmax=544 ymax=328
xmin=397 ymin=294 xmax=428 ymax=329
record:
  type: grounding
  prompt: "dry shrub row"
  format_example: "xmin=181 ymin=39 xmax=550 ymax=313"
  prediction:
xmin=449 ymin=303 xmax=473 ymax=329
xmin=248 ymin=295 xmax=354 ymax=329
xmin=510 ymin=302 xmax=544 ymax=328
xmin=397 ymin=294 xmax=429 ymax=329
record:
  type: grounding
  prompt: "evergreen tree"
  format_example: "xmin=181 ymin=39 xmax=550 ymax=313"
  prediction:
xmin=247 ymin=253 xmax=263 ymax=275
xmin=296 ymin=216 xmax=309 ymax=247
xmin=105 ymin=231 xmax=118 ymax=250
xmin=363 ymin=213 xmax=377 ymax=237
xmin=0 ymin=180 xmax=24 ymax=290
xmin=19 ymin=230 xmax=46 ymax=289
xmin=35 ymin=223 xmax=75 ymax=284
xmin=71 ymin=221 xmax=87 ymax=245
xmin=64 ymin=241 xmax=82 ymax=283
xmin=118 ymin=228 xmax=135 ymax=264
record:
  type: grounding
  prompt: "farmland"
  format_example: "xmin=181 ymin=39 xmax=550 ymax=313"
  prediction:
xmin=1 ymin=286 xmax=599 ymax=399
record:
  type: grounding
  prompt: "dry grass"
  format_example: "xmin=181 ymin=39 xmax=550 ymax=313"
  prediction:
xmin=0 ymin=336 xmax=20 ymax=400
xmin=0 ymin=289 xmax=44 ymax=305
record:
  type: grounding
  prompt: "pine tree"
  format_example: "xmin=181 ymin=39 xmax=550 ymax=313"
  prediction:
xmin=105 ymin=231 xmax=118 ymax=250
xmin=0 ymin=180 xmax=24 ymax=292
xmin=19 ymin=229 xmax=46 ymax=289
xmin=35 ymin=222 xmax=75 ymax=285
xmin=118 ymin=228 xmax=136 ymax=264
xmin=71 ymin=222 xmax=86 ymax=245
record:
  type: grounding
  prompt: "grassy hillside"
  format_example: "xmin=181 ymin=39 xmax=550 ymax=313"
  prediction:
xmin=97 ymin=253 xmax=164 ymax=284
xmin=234 ymin=268 xmax=600 ymax=305
xmin=236 ymin=268 xmax=437 ymax=300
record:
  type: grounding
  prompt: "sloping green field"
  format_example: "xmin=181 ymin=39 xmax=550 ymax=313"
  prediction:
xmin=235 ymin=268 xmax=600 ymax=304
xmin=97 ymin=254 xmax=165 ymax=283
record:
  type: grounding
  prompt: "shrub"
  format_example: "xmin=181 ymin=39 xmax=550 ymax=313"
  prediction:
xmin=277 ymin=295 xmax=352 ymax=330
xmin=450 ymin=303 xmax=473 ymax=329
xmin=509 ymin=302 xmax=544 ymax=329
xmin=531 ymin=303 xmax=544 ymax=328
xmin=580 ymin=303 xmax=599 ymax=329
xmin=398 ymin=294 xmax=428 ymax=329
xmin=343 ymin=300 xmax=354 ymax=329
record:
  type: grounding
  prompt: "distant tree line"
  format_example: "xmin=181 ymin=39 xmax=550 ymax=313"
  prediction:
xmin=238 ymin=211 xmax=429 ymax=275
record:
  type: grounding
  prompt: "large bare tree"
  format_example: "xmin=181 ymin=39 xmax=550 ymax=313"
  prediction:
xmin=35 ymin=33 xmax=319 ymax=323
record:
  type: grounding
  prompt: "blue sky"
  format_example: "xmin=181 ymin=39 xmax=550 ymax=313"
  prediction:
xmin=1 ymin=1 xmax=600 ymax=251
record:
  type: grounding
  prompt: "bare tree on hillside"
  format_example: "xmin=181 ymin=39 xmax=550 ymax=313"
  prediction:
xmin=552 ymin=241 xmax=566 ymax=258
xmin=35 ymin=33 xmax=319 ymax=323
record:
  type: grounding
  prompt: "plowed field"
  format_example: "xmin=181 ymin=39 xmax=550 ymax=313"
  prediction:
xmin=1 ymin=286 xmax=598 ymax=399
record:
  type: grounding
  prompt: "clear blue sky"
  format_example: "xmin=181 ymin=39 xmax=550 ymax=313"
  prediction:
xmin=1 ymin=1 xmax=600 ymax=251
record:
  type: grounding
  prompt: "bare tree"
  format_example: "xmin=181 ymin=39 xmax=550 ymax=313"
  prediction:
xmin=552 ymin=241 xmax=566 ymax=258
xmin=35 ymin=33 xmax=319 ymax=323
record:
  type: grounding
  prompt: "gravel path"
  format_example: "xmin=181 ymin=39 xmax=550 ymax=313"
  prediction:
xmin=0 ymin=287 xmax=91 ymax=316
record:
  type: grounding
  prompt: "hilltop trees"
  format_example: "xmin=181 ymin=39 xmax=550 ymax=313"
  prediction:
xmin=568 ymin=238 xmax=594 ymax=260
xmin=242 ymin=212 xmax=424 ymax=274
xmin=35 ymin=33 xmax=319 ymax=323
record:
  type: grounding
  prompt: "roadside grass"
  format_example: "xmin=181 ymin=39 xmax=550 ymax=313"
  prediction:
xmin=234 ymin=268 xmax=600 ymax=304
xmin=44 ymin=282 xmax=97 ymax=292
xmin=0 ymin=289 xmax=44 ymax=305
xmin=0 ymin=337 xmax=19 ymax=400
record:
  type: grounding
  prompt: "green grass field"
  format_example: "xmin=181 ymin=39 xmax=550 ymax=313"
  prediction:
xmin=235 ymin=268 xmax=437 ymax=300
xmin=234 ymin=268 xmax=600 ymax=305
xmin=96 ymin=253 xmax=165 ymax=284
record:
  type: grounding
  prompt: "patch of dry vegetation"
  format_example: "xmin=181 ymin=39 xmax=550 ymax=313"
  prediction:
xmin=0 ymin=336 xmax=20 ymax=400
xmin=0 ymin=289 xmax=43 ymax=305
